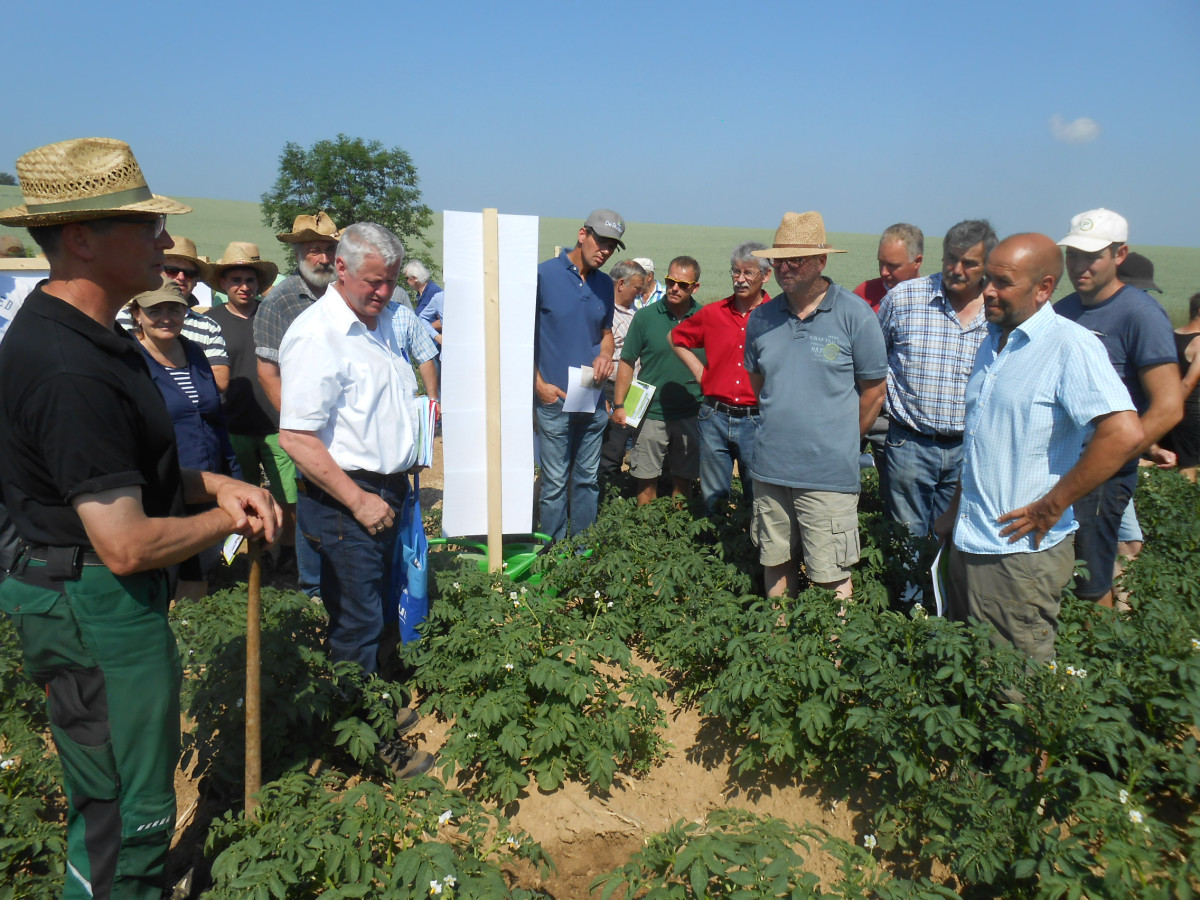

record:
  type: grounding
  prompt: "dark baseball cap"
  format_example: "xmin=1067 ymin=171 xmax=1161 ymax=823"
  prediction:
xmin=1117 ymin=251 xmax=1162 ymax=293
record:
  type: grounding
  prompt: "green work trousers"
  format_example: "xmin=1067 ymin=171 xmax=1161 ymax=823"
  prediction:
xmin=0 ymin=562 xmax=181 ymax=900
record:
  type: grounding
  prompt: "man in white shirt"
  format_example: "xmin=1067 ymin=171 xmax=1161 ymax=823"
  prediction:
xmin=279 ymin=223 xmax=439 ymax=775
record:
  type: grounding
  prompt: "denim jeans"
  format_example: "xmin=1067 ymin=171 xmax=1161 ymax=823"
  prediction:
xmin=298 ymin=473 xmax=408 ymax=674
xmin=696 ymin=402 xmax=760 ymax=514
xmin=535 ymin=397 xmax=607 ymax=540
xmin=1072 ymin=467 xmax=1138 ymax=600
xmin=879 ymin=421 xmax=963 ymax=538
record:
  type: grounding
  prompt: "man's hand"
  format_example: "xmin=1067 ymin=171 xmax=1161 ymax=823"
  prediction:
xmin=213 ymin=479 xmax=283 ymax=544
xmin=590 ymin=352 xmax=615 ymax=384
xmin=352 ymin=490 xmax=395 ymax=536
xmin=536 ymin=378 xmax=566 ymax=405
xmin=997 ymin=495 xmax=1065 ymax=549
xmin=612 ymin=407 xmax=628 ymax=426
xmin=1146 ymin=444 xmax=1177 ymax=469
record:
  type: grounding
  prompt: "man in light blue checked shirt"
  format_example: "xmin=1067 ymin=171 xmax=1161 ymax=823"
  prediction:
xmin=934 ymin=234 xmax=1141 ymax=665
xmin=878 ymin=220 xmax=994 ymax=539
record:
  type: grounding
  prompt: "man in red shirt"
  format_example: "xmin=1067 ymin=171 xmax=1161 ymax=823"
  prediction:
xmin=671 ymin=242 xmax=771 ymax=513
xmin=853 ymin=223 xmax=924 ymax=313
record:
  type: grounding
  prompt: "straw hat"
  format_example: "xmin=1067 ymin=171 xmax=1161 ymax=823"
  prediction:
xmin=751 ymin=211 xmax=847 ymax=259
xmin=164 ymin=235 xmax=210 ymax=280
xmin=276 ymin=211 xmax=340 ymax=244
xmin=208 ymin=241 xmax=279 ymax=291
xmin=0 ymin=137 xmax=191 ymax=226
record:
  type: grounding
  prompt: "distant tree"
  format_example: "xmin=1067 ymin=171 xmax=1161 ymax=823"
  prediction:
xmin=0 ymin=172 xmax=16 ymax=186
xmin=260 ymin=135 xmax=434 ymax=273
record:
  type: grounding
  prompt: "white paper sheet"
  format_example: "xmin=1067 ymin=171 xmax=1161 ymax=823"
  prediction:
xmin=562 ymin=366 xmax=602 ymax=413
xmin=441 ymin=211 xmax=539 ymax=537
xmin=0 ymin=268 xmax=49 ymax=345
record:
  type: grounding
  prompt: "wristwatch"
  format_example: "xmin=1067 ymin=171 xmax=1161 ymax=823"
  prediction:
xmin=613 ymin=403 xmax=624 ymax=409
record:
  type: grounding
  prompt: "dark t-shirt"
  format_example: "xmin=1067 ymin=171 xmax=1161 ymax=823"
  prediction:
xmin=208 ymin=304 xmax=279 ymax=434
xmin=0 ymin=287 xmax=185 ymax=547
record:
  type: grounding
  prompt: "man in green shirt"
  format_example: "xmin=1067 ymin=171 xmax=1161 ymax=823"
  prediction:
xmin=614 ymin=256 xmax=704 ymax=504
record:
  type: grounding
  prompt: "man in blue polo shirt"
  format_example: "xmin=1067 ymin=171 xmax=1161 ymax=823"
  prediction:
xmin=534 ymin=209 xmax=626 ymax=539
xmin=745 ymin=211 xmax=888 ymax=601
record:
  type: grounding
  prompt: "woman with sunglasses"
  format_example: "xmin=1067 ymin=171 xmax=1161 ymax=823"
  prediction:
xmin=128 ymin=287 xmax=241 ymax=600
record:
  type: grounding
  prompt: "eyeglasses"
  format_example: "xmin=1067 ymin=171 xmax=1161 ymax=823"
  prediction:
xmin=665 ymin=277 xmax=697 ymax=290
xmin=771 ymin=257 xmax=807 ymax=270
xmin=585 ymin=227 xmax=620 ymax=252
xmin=163 ymin=265 xmax=199 ymax=279
xmin=730 ymin=268 xmax=763 ymax=279
xmin=90 ymin=214 xmax=167 ymax=239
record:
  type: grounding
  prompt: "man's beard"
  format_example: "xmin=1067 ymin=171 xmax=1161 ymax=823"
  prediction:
xmin=299 ymin=258 xmax=337 ymax=289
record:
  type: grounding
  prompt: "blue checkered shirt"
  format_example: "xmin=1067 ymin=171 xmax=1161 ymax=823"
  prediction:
xmin=878 ymin=273 xmax=987 ymax=435
xmin=953 ymin=303 xmax=1135 ymax=555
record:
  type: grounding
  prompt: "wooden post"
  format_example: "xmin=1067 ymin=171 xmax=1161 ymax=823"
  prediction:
xmin=483 ymin=209 xmax=504 ymax=572
xmin=244 ymin=540 xmax=263 ymax=821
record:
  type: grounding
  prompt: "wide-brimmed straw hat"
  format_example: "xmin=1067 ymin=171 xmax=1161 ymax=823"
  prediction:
xmin=0 ymin=137 xmax=192 ymax=227
xmin=276 ymin=211 xmax=340 ymax=244
xmin=208 ymin=242 xmax=279 ymax=291
xmin=163 ymin=235 xmax=209 ymax=280
xmin=751 ymin=211 xmax=847 ymax=259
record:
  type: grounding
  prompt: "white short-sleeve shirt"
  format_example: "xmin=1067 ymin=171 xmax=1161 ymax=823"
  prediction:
xmin=279 ymin=285 xmax=420 ymax=474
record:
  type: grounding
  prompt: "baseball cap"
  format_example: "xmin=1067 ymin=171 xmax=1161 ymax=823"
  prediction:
xmin=1117 ymin=251 xmax=1162 ymax=293
xmin=584 ymin=209 xmax=626 ymax=249
xmin=1057 ymin=208 xmax=1129 ymax=253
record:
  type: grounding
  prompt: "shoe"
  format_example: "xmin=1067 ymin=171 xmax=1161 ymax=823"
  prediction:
xmin=395 ymin=706 xmax=419 ymax=736
xmin=379 ymin=739 xmax=437 ymax=779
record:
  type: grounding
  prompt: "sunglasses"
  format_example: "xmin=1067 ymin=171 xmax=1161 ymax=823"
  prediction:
xmin=163 ymin=265 xmax=199 ymax=279
xmin=665 ymin=277 xmax=697 ymax=290
xmin=771 ymin=257 xmax=808 ymax=270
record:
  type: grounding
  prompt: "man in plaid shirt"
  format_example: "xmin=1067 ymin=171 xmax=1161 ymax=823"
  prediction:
xmin=877 ymin=219 xmax=995 ymax=539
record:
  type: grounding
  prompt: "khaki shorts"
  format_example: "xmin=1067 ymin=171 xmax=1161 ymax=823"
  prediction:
xmin=751 ymin=479 xmax=860 ymax=583
xmin=945 ymin=538 xmax=1075 ymax=665
xmin=629 ymin=416 xmax=700 ymax=480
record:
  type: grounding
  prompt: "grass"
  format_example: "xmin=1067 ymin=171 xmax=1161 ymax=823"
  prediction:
xmin=3 ymin=185 xmax=1199 ymax=323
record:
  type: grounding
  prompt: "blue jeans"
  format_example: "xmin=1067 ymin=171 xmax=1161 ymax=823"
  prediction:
xmin=535 ymin=398 xmax=607 ymax=540
xmin=696 ymin=402 xmax=760 ymax=514
xmin=879 ymin=421 xmax=963 ymax=538
xmin=298 ymin=473 xmax=408 ymax=674
xmin=1072 ymin=467 xmax=1138 ymax=600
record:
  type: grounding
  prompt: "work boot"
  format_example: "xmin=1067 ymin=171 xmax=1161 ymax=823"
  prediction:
xmin=395 ymin=706 xmax=419 ymax=736
xmin=379 ymin=739 xmax=437 ymax=779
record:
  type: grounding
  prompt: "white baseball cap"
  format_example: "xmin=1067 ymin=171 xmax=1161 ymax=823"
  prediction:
xmin=1057 ymin=208 xmax=1129 ymax=253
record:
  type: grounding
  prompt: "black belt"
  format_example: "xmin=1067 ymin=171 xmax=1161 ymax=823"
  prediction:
xmin=706 ymin=399 xmax=759 ymax=418
xmin=344 ymin=469 xmax=408 ymax=489
xmin=894 ymin=423 xmax=962 ymax=444
xmin=22 ymin=546 xmax=106 ymax=567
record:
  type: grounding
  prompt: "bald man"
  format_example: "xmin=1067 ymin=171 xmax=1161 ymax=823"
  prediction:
xmin=934 ymin=233 xmax=1141 ymax=665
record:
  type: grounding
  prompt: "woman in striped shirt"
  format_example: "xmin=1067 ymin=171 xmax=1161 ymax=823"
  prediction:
xmin=129 ymin=287 xmax=240 ymax=600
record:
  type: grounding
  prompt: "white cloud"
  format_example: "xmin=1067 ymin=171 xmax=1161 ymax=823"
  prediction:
xmin=1049 ymin=114 xmax=1101 ymax=144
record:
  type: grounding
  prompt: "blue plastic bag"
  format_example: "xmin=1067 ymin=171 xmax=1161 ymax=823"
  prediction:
xmin=389 ymin=473 xmax=429 ymax=644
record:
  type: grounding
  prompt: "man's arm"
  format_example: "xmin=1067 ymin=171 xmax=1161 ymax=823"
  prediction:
xmin=997 ymin=409 xmax=1143 ymax=547
xmin=211 ymin=364 xmax=230 ymax=394
xmin=279 ymin=429 xmax=395 ymax=532
xmin=1182 ymin=336 xmax=1200 ymax=397
xmin=857 ymin=377 xmax=886 ymax=436
xmin=535 ymin=370 xmax=566 ymax=405
xmin=672 ymin=342 xmax=707 ymax=384
xmin=1135 ymin=362 xmax=1184 ymax=455
xmin=748 ymin=371 xmax=764 ymax=397
xmin=612 ymin=359 xmax=635 ymax=426
xmin=591 ymin=329 xmax=615 ymax=383
xmin=257 ymin=358 xmax=282 ymax=411
xmin=418 ymin=358 xmax=439 ymax=404
xmin=74 ymin=477 xmax=280 ymax=576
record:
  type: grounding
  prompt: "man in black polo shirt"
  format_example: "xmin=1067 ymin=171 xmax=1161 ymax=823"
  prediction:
xmin=0 ymin=138 xmax=279 ymax=900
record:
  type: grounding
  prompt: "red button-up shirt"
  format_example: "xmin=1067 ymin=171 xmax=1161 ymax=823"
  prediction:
xmin=670 ymin=292 xmax=767 ymax=406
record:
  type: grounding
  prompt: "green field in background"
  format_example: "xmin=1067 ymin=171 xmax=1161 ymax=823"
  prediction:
xmin=4 ymin=186 xmax=1199 ymax=324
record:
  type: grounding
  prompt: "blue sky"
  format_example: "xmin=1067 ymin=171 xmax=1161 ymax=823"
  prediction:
xmin=4 ymin=0 xmax=1198 ymax=246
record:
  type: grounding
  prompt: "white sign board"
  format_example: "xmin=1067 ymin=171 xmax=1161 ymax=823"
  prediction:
xmin=440 ymin=211 xmax=538 ymax=537
xmin=0 ymin=265 xmax=50 ymax=344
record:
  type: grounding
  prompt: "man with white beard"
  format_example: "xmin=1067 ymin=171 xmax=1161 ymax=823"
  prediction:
xmin=253 ymin=212 xmax=340 ymax=596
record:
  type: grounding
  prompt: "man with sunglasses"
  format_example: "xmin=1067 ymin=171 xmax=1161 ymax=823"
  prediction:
xmin=746 ymin=212 xmax=887 ymax=601
xmin=115 ymin=234 xmax=231 ymax=392
xmin=534 ymin=209 xmax=626 ymax=539
xmin=614 ymin=256 xmax=704 ymax=505
xmin=0 ymin=137 xmax=279 ymax=900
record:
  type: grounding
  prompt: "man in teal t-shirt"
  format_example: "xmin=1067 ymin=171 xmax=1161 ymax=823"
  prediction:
xmin=614 ymin=255 xmax=704 ymax=504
